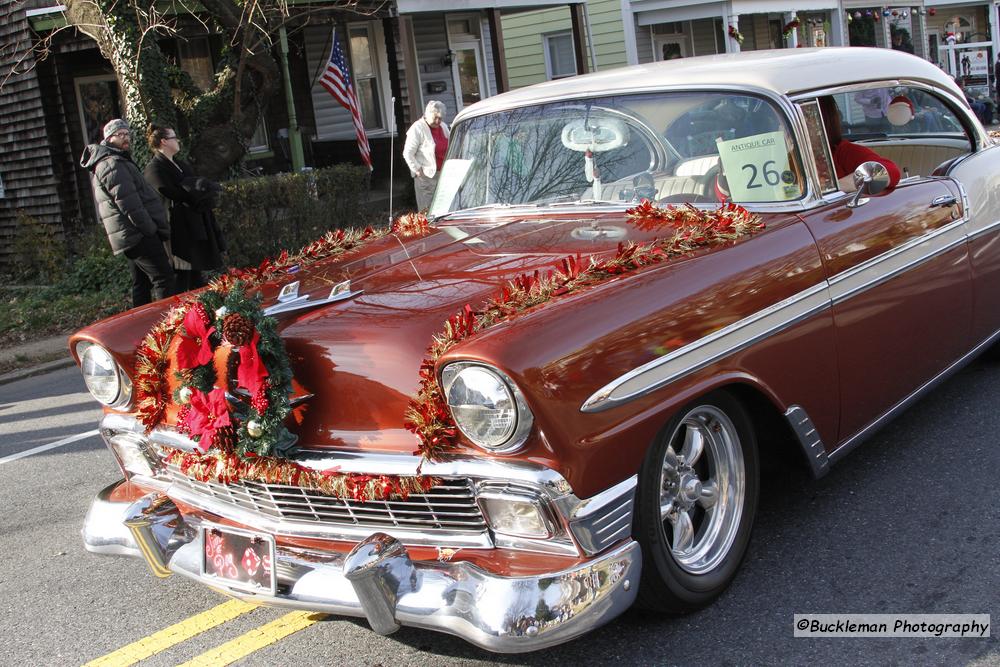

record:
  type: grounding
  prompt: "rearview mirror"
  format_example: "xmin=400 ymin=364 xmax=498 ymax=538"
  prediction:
xmin=847 ymin=161 xmax=890 ymax=208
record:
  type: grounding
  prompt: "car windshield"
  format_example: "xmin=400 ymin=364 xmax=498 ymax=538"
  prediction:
xmin=429 ymin=91 xmax=804 ymax=218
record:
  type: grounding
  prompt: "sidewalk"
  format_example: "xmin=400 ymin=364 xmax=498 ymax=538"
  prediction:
xmin=0 ymin=334 xmax=74 ymax=385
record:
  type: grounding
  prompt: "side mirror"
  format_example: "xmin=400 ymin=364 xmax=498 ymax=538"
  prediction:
xmin=847 ymin=161 xmax=890 ymax=208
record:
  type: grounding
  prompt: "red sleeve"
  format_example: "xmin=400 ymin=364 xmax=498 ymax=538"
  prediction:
xmin=833 ymin=140 xmax=901 ymax=190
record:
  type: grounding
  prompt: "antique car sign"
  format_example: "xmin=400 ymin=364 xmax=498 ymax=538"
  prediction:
xmin=73 ymin=48 xmax=1000 ymax=652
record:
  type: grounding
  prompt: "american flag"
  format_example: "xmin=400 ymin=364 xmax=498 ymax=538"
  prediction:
xmin=319 ymin=28 xmax=372 ymax=170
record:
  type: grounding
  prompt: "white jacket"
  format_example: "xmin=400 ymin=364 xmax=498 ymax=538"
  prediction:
xmin=402 ymin=119 xmax=450 ymax=178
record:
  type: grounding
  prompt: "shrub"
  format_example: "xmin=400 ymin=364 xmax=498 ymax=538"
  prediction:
xmin=8 ymin=211 xmax=66 ymax=283
xmin=216 ymin=164 xmax=372 ymax=268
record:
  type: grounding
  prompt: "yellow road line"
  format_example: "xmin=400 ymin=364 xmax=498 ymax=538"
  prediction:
xmin=82 ymin=599 xmax=258 ymax=667
xmin=176 ymin=611 xmax=325 ymax=667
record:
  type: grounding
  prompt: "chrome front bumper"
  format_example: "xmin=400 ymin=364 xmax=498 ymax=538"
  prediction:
xmin=83 ymin=480 xmax=641 ymax=653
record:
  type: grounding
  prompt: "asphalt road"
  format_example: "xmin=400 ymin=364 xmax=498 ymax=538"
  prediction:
xmin=0 ymin=364 xmax=997 ymax=666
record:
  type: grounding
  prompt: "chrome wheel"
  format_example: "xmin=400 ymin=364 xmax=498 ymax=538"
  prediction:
xmin=658 ymin=405 xmax=745 ymax=575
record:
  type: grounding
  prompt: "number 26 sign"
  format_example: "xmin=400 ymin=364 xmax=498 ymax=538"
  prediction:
xmin=716 ymin=131 xmax=801 ymax=202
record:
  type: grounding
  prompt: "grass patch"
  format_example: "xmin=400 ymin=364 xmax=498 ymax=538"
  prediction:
xmin=0 ymin=287 xmax=129 ymax=348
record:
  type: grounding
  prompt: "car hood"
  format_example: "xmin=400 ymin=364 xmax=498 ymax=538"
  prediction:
xmin=74 ymin=213 xmax=656 ymax=453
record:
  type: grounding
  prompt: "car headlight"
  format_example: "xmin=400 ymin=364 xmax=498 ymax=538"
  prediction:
xmin=478 ymin=490 xmax=554 ymax=538
xmin=79 ymin=343 xmax=130 ymax=407
xmin=440 ymin=362 xmax=533 ymax=453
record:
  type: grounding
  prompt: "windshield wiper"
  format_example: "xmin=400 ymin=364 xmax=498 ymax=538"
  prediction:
xmin=429 ymin=203 xmax=517 ymax=222
xmin=543 ymin=199 xmax=622 ymax=207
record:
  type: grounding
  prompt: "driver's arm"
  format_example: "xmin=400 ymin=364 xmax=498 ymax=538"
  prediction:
xmin=833 ymin=140 xmax=901 ymax=192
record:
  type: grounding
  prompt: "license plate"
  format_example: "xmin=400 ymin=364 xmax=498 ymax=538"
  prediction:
xmin=200 ymin=524 xmax=276 ymax=595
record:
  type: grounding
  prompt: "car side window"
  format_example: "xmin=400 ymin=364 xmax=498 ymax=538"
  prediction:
xmin=827 ymin=86 xmax=973 ymax=179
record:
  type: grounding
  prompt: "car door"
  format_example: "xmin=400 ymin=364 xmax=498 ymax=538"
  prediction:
xmin=795 ymin=94 xmax=973 ymax=444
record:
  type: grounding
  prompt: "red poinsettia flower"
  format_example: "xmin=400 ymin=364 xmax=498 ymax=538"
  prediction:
xmin=186 ymin=388 xmax=231 ymax=452
xmin=237 ymin=331 xmax=269 ymax=398
xmin=176 ymin=304 xmax=216 ymax=369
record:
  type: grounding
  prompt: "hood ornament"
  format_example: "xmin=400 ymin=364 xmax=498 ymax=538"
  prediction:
xmin=263 ymin=279 xmax=362 ymax=316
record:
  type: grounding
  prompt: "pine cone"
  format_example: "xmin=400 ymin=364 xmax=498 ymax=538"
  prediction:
xmin=251 ymin=383 xmax=270 ymax=414
xmin=222 ymin=313 xmax=255 ymax=346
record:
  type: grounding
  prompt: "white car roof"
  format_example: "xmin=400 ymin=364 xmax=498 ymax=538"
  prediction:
xmin=455 ymin=48 xmax=964 ymax=122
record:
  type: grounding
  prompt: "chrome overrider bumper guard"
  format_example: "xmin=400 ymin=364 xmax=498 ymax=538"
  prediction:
xmin=83 ymin=480 xmax=641 ymax=653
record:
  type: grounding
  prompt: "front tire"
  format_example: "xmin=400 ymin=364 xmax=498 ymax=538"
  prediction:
xmin=633 ymin=390 xmax=759 ymax=613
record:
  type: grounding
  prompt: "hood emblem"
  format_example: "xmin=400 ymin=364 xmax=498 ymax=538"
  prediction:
xmin=263 ymin=279 xmax=362 ymax=316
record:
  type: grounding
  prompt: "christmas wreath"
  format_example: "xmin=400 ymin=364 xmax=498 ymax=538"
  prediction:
xmin=133 ymin=215 xmax=438 ymax=501
xmin=728 ymin=25 xmax=744 ymax=45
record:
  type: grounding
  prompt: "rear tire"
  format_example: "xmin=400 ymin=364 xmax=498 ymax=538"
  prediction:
xmin=633 ymin=390 xmax=759 ymax=613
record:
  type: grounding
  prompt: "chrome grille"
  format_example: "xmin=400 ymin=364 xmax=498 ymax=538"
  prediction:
xmin=165 ymin=465 xmax=488 ymax=533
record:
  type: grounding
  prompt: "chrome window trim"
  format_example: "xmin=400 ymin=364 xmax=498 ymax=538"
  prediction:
xmin=582 ymin=209 xmax=973 ymax=413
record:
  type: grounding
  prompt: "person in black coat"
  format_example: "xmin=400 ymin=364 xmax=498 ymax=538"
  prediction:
xmin=144 ymin=125 xmax=227 ymax=292
xmin=81 ymin=119 xmax=174 ymax=307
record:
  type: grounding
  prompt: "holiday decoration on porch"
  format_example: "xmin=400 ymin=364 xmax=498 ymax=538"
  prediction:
xmin=782 ymin=18 xmax=801 ymax=38
xmin=728 ymin=25 xmax=744 ymax=44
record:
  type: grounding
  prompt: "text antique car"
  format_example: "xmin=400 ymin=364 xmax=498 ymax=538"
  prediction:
xmin=74 ymin=48 xmax=1000 ymax=652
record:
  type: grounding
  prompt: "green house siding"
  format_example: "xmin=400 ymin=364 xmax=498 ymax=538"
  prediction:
xmin=502 ymin=0 xmax=627 ymax=89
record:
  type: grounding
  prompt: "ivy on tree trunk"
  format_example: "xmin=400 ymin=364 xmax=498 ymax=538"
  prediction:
xmin=63 ymin=0 xmax=280 ymax=179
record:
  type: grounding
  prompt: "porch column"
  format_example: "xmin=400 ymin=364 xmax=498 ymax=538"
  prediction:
xmin=726 ymin=14 xmax=741 ymax=53
xmin=990 ymin=2 xmax=1000 ymax=74
xmin=783 ymin=11 xmax=798 ymax=48
xmin=569 ymin=3 xmax=589 ymax=74
xmin=487 ymin=9 xmax=510 ymax=94
xmin=913 ymin=10 xmax=928 ymax=60
xmin=830 ymin=9 xmax=847 ymax=47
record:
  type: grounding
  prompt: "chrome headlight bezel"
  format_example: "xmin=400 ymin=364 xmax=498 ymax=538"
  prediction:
xmin=77 ymin=342 xmax=132 ymax=409
xmin=440 ymin=362 xmax=534 ymax=454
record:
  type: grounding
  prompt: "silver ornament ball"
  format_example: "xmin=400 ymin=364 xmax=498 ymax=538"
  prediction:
xmin=178 ymin=386 xmax=193 ymax=405
xmin=247 ymin=420 xmax=263 ymax=438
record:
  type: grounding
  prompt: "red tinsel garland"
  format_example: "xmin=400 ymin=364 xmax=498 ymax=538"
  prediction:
xmin=163 ymin=448 xmax=437 ymax=502
xmin=404 ymin=201 xmax=764 ymax=462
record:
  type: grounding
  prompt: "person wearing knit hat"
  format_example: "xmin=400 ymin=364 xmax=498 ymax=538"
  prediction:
xmin=80 ymin=118 xmax=175 ymax=306
xmin=102 ymin=118 xmax=130 ymax=141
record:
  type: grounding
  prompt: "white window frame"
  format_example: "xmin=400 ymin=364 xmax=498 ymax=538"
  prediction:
xmin=543 ymin=31 xmax=577 ymax=80
xmin=652 ymin=33 xmax=689 ymax=61
xmin=446 ymin=12 xmax=489 ymax=113
xmin=74 ymin=74 xmax=121 ymax=146
xmin=344 ymin=21 xmax=394 ymax=137
xmin=248 ymin=115 xmax=270 ymax=154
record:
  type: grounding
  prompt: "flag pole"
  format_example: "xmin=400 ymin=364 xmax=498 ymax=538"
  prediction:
xmin=388 ymin=96 xmax=396 ymax=226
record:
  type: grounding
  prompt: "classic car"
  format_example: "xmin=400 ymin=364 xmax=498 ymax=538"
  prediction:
xmin=73 ymin=47 xmax=1000 ymax=652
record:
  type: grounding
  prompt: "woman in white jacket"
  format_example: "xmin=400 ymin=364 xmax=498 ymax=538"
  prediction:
xmin=403 ymin=100 xmax=450 ymax=211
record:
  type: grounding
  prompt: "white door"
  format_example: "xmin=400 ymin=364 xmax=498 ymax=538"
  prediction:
xmin=452 ymin=42 xmax=486 ymax=110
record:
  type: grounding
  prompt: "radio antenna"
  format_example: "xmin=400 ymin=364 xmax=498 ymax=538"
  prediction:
xmin=388 ymin=96 xmax=397 ymax=225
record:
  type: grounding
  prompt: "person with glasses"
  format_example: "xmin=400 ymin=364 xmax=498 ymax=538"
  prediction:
xmin=144 ymin=124 xmax=227 ymax=292
xmin=80 ymin=118 xmax=175 ymax=307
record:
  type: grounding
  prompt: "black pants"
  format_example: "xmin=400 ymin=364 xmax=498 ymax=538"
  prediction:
xmin=123 ymin=236 xmax=175 ymax=307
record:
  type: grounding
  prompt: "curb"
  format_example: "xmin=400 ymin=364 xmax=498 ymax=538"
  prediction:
xmin=0 ymin=357 xmax=77 ymax=386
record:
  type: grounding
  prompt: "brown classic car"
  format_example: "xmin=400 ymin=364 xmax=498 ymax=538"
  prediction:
xmin=73 ymin=48 xmax=1000 ymax=652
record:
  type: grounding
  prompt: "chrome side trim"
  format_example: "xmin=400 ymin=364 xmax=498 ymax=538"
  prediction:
xmin=828 ymin=325 xmax=1000 ymax=465
xmin=783 ymin=405 xmax=829 ymax=478
xmin=827 ymin=218 xmax=967 ymax=304
xmin=967 ymin=219 xmax=1000 ymax=242
xmin=580 ymin=283 xmax=832 ymax=413
xmin=582 ymin=212 xmax=973 ymax=414
xmin=562 ymin=476 xmax=637 ymax=556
